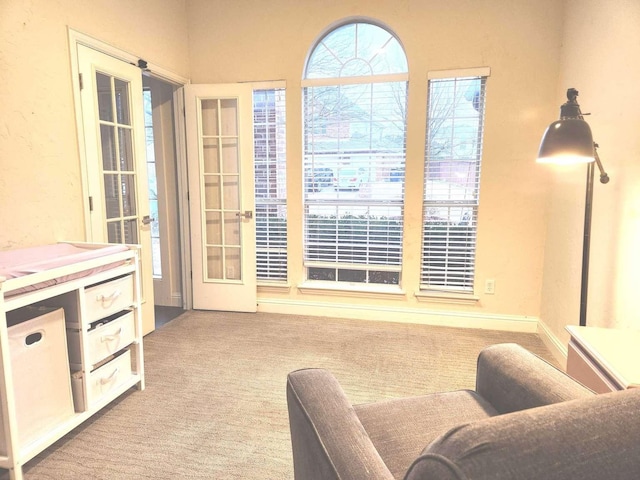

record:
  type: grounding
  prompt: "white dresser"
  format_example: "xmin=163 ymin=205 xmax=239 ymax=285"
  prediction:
xmin=0 ymin=243 xmax=145 ymax=480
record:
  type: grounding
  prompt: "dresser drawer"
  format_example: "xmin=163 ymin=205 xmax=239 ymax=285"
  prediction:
xmin=84 ymin=275 xmax=134 ymax=324
xmin=71 ymin=349 xmax=133 ymax=412
xmin=67 ymin=311 xmax=135 ymax=368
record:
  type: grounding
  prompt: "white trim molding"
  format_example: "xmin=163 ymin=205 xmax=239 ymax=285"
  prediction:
xmin=257 ymin=298 xmax=539 ymax=333
xmin=427 ymin=66 xmax=491 ymax=80
xmin=68 ymin=28 xmax=190 ymax=86
xmin=302 ymin=73 xmax=408 ymax=87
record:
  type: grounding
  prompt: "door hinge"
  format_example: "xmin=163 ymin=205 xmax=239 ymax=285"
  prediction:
xmin=88 ymin=196 xmax=93 ymax=211
xmin=79 ymin=73 xmax=84 ymax=90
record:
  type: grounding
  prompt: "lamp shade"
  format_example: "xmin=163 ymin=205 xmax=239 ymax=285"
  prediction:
xmin=537 ymin=118 xmax=595 ymax=164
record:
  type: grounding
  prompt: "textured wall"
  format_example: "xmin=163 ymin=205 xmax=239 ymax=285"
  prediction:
xmin=0 ymin=0 xmax=189 ymax=250
xmin=541 ymin=0 xmax=640 ymax=341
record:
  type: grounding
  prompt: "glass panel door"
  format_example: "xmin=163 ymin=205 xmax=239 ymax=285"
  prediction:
xmin=77 ymin=44 xmax=155 ymax=334
xmin=185 ymin=83 xmax=256 ymax=312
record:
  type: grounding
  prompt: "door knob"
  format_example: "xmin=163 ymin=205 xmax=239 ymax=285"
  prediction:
xmin=235 ymin=210 xmax=253 ymax=219
xmin=142 ymin=215 xmax=155 ymax=225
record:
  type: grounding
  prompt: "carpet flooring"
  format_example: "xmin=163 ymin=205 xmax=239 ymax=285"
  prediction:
xmin=17 ymin=311 xmax=557 ymax=479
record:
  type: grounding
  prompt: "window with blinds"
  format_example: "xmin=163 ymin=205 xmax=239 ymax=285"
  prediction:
xmin=302 ymin=22 xmax=408 ymax=286
xmin=421 ymin=72 xmax=488 ymax=292
xmin=254 ymin=88 xmax=287 ymax=282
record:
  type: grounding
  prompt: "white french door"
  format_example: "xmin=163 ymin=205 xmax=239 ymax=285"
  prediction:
xmin=76 ymin=45 xmax=155 ymax=333
xmin=185 ymin=84 xmax=257 ymax=311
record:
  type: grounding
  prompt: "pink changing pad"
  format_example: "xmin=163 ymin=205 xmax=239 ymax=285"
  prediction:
xmin=0 ymin=243 xmax=130 ymax=296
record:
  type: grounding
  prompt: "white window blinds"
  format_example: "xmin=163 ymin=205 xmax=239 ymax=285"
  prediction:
xmin=421 ymin=73 xmax=488 ymax=292
xmin=254 ymin=88 xmax=287 ymax=282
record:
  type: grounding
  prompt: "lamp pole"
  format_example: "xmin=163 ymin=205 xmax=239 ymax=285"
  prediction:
xmin=579 ymin=146 xmax=609 ymax=327
xmin=580 ymin=161 xmax=594 ymax=327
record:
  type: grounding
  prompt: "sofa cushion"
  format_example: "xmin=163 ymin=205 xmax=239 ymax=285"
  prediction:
xmin=404 ymin=389 xmax=640 ymax=480
xmin=355 ymin=390 xmax=498 ymax=480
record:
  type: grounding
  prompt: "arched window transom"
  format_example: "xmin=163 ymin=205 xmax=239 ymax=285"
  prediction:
xmin=305 ymin=23 xmax=408 ymax=79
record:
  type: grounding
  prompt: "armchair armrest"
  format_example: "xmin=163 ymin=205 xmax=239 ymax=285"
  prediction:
xmin=409 ymin=389 xmax=640 ymax=480
xmin=287 ymin=368 xmax=394 ymax=480
xmin=475 ymin=343 xmax=593 ymax=414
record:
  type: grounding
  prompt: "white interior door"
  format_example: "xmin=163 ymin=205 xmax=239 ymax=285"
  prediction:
xmin=185 ymin=84 xmax=257 ymax=311
xmin=77 ymin=44 xmax=155 ymax=333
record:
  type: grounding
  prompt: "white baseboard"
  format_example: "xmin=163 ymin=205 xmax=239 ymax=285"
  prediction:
xmin=537 ymin=320 xmax=568 ymax=369
xmin=257 ymin=298 xmax=539 ymax=333
xmin=171 ymin=293 xmax=183 ymax=308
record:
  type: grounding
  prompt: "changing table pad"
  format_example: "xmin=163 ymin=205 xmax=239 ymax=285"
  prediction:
xmin=0 ymin=243 xmax=129 ymax=296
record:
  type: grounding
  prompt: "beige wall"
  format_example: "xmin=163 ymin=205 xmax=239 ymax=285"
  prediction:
xmin=10 ymin=0 xmax=626 ymax=334
xmin=0 ymin=0 xmax=189 ymax=249
xmin=541 ymin=0 xmax=640 ymax=343
xmin=187 ymin=0 xmax=564 ymax=324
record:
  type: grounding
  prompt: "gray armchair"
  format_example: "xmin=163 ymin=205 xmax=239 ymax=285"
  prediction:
xmin=287 ymin=343 xmax=640 ymax=479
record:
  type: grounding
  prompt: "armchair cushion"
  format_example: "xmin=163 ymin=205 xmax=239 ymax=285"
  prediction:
xmin=355 ymin=391 xmax=497 ymax=479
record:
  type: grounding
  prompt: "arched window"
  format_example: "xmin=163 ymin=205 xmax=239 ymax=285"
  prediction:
xmin=302 ymin=21 xmax=408 ymax=286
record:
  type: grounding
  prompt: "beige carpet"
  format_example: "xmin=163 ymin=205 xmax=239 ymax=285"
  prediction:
xmin=19 ymin=311 xmax=557 ymax=479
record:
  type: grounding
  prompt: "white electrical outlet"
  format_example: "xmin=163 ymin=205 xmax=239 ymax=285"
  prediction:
xmin=485 ymin=279 xmax=496 ymax=295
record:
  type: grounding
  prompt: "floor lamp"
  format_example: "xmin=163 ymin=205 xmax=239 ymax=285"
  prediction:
xmin=537 ymin=88 xmax=610 ymax=327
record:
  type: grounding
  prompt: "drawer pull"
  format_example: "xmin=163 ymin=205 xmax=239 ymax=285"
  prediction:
xmin=100 ymin=367 xmax=120 ymax=385
xmin=101 ymin=327 xmax=123 ymax=343
xmin=96 ymin=289 xmax=122 ymax=307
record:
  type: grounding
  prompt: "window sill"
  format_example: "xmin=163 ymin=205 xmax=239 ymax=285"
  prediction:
xmin=298 ymin=281 xmax=406 ymax=299
xmin=258 ymin=282 xmax=292 ymax=294
xmin=415 ymin=290 xmax=479 ymax=305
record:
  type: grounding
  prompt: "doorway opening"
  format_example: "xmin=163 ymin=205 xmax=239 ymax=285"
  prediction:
xmin=142 ymin=76 xmax=186 ymax=327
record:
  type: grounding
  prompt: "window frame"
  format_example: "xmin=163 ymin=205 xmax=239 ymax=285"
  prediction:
xmin=420 ymin=67 xmax=490 ymax=299
xmin=301 ymin=21 xmax=409 ymax=291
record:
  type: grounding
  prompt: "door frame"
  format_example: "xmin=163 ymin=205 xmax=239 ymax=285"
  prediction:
xmin=68 ymin=28 xmax=193 ymax=310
